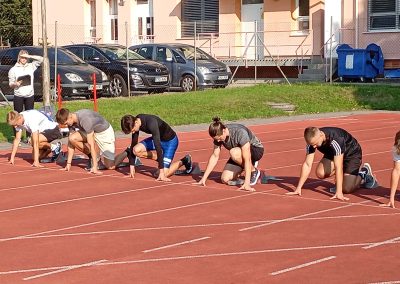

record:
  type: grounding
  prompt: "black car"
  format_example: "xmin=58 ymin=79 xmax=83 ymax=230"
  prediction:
xmin=130 ymin=43 xmax=232 ymax=92
xmin=64 ymin=44 xmax=170 ymax=96
xmin=0 ymin=46 xmax=109 ymax=100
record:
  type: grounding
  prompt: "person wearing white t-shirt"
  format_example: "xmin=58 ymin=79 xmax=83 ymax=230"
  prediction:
xmin=7 ymin=110 xmax=62 ymax=167
xmin=8 ymin=50 xmax=43 ymax=141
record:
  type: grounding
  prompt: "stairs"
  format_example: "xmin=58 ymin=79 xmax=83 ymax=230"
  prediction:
xmin=297 ymin=57 xmax=335 ymax=82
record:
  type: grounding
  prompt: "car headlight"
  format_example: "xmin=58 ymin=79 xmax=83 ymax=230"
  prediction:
xmin=65 ymin=73 xmax=83 ymax=82
xmin=197 ymin=66 xmax=210 ymax=74
xmin=226 ymin=65 xmax=231 ymax=73
xmin=127 ymin=67 xmax=138 ymax=72
xmin=101 ymin=71 xmax=108 ymax=81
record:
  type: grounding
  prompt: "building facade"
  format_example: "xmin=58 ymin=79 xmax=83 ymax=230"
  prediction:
xmin=31 ymin=0 xmax=400 ymax=64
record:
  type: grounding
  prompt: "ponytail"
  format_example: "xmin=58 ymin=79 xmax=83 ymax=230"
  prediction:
xmin=208 ymin=117 xmax=226 ymax=137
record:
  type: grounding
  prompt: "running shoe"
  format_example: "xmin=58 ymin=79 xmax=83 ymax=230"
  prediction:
xmin=183 ymin=154 xmax=193 ymax=174
xmin=250 ymin=169 xmax=261 ymax=186
xmin=51 ymin=142 xmax=62 ymax=162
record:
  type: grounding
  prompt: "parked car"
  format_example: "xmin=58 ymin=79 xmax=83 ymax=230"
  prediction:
xmin=130 ymin=43 xmax=232 ymax=92
xmin=64 ymin=44 xmax=170 ymax=97
xmin=0 ymin=46 xmax=109 ymax=100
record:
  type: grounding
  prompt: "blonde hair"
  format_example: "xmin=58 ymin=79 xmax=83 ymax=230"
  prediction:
xmin=394 ymin=131 xmax=400 ymax=155
xmin=18 ymin=50 xmax=28 ymax=62
xmin=7 ymin=111 xmax=21 ymax=126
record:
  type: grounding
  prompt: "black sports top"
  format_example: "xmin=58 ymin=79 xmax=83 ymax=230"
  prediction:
xmin=306 ymin=127 xmax=361 ymax=157
xmin=128 ymin=114 xmax=176 ymax=168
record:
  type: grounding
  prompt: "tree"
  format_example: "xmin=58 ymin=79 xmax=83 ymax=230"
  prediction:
xmin=0 ymin=0 xmax=33 ymax=46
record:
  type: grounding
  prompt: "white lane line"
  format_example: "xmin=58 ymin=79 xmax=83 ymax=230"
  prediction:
xmin=143 ymin=236 xmax=211 ymax=253
xmin=0 ymin=193 xmax=254 ymax=242
xmin=0 ymin=175 xmax=101 ymax=193
xmin=0 ymin=241 xmax=382 ymax=276
xmin=239 ymin=204 xmax=353 ymax=232
xmin=369 ymin=281 xmax=400 ymax=284
xmin=23 ymin=259 xmax=107 ymax=281
xmin=270 ymin=256 xmax=336 ymax=276
xmin=363 ymin=236 xmax=400 ymax=249
xmin=5 ymin=212 xmax=400 ymax=242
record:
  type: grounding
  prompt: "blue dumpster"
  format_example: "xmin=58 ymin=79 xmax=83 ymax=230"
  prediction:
xmin=337 ymin=43 xmax=384 ymax=82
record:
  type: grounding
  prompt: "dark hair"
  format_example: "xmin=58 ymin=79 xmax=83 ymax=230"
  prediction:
xmin=304 ymin=127 xmax=319 ymax=143
xmin=208 ymin=117 xmax=226 ymax=137
xmin=56 ymin=108 xmax=70 ymax=124
xmin=394 ymin=130 xmax=400 ymax=155
xmin=121 ymin=114 xmax=137 ymax=134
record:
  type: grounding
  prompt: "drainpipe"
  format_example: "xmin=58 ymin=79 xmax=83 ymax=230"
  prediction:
xmin=355 ymin=0 xmax=359 ymax=48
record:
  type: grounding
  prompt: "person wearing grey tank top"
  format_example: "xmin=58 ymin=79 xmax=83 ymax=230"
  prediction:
xmin=195 ymin=117 xmax=264 ymax=192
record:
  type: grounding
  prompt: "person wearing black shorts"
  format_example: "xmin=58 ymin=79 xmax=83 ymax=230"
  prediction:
xmin=7 ymin=110 xmax=62 ymax=167
xmin=196 ymin=117 xmax=264 ymax=192
xmin=119 ymin=114 xmax=193 ymax=181
xmin=287 ymin=126 xmax=378 ymax=201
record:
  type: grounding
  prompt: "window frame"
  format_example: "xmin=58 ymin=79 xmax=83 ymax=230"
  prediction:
xmin=368 ymin=0 xmax=400 ymax=31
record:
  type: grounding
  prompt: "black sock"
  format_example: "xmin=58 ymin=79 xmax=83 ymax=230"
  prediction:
xmin=180 ymin=156 xmax=188 ymax=166
xmin=87 ymin=153 xmax=92 ymax=160
xmin=125 ymin=147 xmax=132 ymax=156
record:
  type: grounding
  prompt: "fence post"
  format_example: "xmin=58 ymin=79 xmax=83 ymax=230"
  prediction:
xmin=194 ymin=21 xmax=197 ymax=91
xmin=57 ymin=74 xmax=62 ymax=109
xmin=93 ymin=73 xmax=98 ymax=112
xmin=126 ymin=21 xmax=131 ymax=97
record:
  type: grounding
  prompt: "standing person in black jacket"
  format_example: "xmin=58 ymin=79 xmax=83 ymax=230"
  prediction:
xmin=119 ymin=114 xmax=193 ymax=181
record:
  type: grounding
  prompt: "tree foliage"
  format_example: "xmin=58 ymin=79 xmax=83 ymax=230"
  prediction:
xmin=0 ymin=0 xmax=33 ymax=46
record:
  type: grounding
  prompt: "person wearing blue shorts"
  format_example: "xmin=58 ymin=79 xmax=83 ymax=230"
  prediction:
xmin=120 ymin=114 xmax=193 ymax=181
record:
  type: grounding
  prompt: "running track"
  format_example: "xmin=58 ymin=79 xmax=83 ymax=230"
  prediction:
xmin=0 ymin=112 xmax=400 ymax=283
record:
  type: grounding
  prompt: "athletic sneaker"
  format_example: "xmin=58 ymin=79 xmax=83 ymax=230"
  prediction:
xmin=85 ymin=159 xmax=105 ymax=171
xmin=329 ymin=186 xmax=336 ymax=193
xmin=364 ymin=174 xmax=379 ymax=189
xmin=250 ymin=169 xmax=261 ymax=186
xmin=227 ymin=179 xmax=245 ymax=186
xmin=51 ymin=142 xmax=62 ymax=162
xmin=182 ymin=154 xmax=193 ymax=174
xmin=358 ymin=163 xmax=372 ymax=180
xmin=85 ymin=159 xmax=92 ymax=171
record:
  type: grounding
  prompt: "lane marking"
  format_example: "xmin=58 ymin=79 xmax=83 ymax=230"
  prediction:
xmin=143 ymin=236 xmax=210 ymax=253
xmin=270 ymin=255 xmax=336 ymax=276
xmin=363 ymin=236 xmax=400 ymax=249
xmin=4 ymin=212 xmax=400 ymax=242
xmin=239 ymin=204 xmax=353 ymax=231
xmin=23 ymin=259 xmax=107 ymax=281
xmin=369 ymin=281 xmax=400 ymax=284
xmin=0 ymin=242 xmax=383 ymax=276
xmin=0 ymin=193 xmax=254 ymax=242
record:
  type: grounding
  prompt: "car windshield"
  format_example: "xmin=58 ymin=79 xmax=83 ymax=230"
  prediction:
xmin=175 ymin=46 xmax=211 ymax=60
xmin=98 ymin=46 xmax=144 ymax=60
xmin=28 ymin=48 xmax=86 ymax=65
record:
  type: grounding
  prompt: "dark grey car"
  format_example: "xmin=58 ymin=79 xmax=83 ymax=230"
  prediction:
xmin=130 ymin=43 xmax=232 ymax=92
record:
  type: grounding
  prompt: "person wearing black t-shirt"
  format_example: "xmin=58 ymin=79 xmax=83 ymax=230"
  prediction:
xmin=119 ymin=114 xmax=193 ymax=181
xmin=287 ymin=126 xmax=378 ymax=201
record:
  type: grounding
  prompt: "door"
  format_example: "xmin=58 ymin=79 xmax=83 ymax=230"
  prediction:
xmin=155 ymin=46 xmax=175 ymax=85
xmin=241 ymin=0 xmax=264 ymax=59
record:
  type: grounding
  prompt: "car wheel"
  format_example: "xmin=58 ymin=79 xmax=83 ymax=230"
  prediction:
xmin=109 ymin=74 xmax=127 ymax=97
xmin=180 ymin=75 xmax=195 ymax=92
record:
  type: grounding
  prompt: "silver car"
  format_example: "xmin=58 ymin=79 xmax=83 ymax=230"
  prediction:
xmin=130 ymin=43 xmax=232 ymax=92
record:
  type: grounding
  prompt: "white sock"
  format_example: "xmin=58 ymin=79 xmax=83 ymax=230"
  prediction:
xmin=50 ymin=144 xmax=57 ymax=151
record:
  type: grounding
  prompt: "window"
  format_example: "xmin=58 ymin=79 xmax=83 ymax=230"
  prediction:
xmin=83 ymin=47 xmax=106 ymax=62
xmin=368 ymin=0 xmax=399 ymax=30
xmin=156 ymin=47 xmax=173 ymax=62
xmin=137 ymin=46 xmax=154 ymax=60
xmin=109 ymin=0 xmax=118 ymax=40
xmin=90 ymin=0 xmax=96 ymax=38
xmin=296 ymin=0 xmax=309 ymax=31
xmin=181 ymin=0 xmax=219 ymax=37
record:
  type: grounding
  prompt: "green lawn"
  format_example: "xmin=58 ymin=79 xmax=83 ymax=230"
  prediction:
xmin=1 ymin=82 xmax=399 ymax=143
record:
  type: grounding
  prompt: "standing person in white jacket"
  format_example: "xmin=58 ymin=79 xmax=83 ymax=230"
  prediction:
xmin=8 ymin=49 xmax=43 ymax=141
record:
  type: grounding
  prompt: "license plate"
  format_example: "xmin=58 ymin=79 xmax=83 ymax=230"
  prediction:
xmin=218 ymin=75 xmax=228 ymax=80
xmin=88 ymin=84 xmax=103 ymax=90
xmin=155 ymin=76 xmax=168 ymax=82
